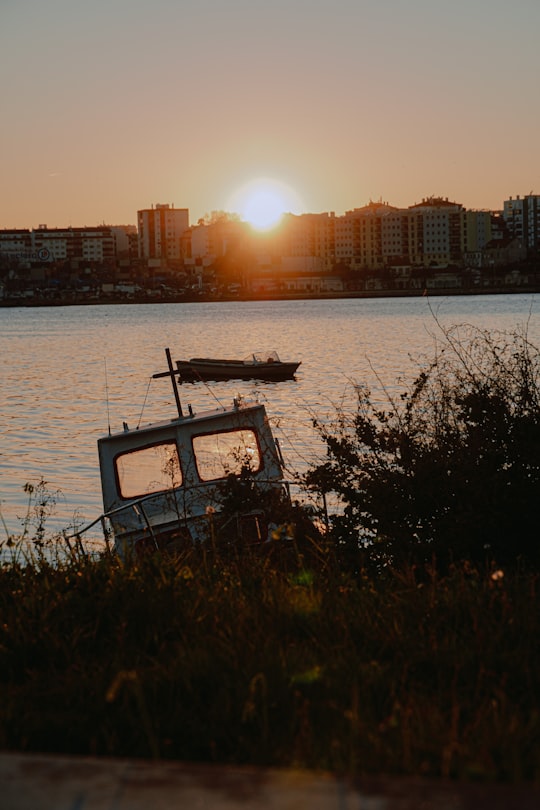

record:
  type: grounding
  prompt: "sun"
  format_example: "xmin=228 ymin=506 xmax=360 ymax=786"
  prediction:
xmin=228 ymin=178 xmax=304 ymax=231
xmin=243 ymin=188 xmax=286 ymax=230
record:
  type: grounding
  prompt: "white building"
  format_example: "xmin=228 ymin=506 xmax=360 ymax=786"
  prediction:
xmin=137 ymin=204 xmax=189 ymax=263
xmin=0 ymin=226 xmax=115 ymax=265
xmin=407 ymin=197 xmax=464 ymax=267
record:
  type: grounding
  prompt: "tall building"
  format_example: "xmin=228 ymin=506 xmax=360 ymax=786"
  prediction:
xmin=335 ymin=198 xmax=468 ymax=270
xmin=407 ymin=197 xmax=464 ymax=267
xmin=137 ymin=204 xmax=189 ymax=264
xmin=336 ymin=202 xmax=399 ymax=270
xmin=503 ymin=195 xmax=540 ymax=253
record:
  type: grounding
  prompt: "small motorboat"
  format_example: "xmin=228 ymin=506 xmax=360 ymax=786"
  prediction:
xmin=90 ymin=349 xmax=293 ymax=557
xmin=175 ymin=350 xmax=301 ymax=381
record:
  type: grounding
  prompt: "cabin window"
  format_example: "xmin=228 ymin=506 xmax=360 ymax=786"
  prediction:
xmin=115 ymin=441 xmax=182 ymax=499
xmin=193 ymin=429 xmax=262 ymax=482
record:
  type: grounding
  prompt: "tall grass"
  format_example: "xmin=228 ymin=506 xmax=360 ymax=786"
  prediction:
xmin=0 ymin=540 xmax=538 ymax=783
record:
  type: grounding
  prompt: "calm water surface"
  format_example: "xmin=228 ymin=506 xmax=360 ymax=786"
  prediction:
xmin=1 ymin=294 xmax=539 ymax=536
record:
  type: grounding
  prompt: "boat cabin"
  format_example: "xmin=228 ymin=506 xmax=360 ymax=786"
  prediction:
xmin=97 ymin=351 xmax=288 ymax=556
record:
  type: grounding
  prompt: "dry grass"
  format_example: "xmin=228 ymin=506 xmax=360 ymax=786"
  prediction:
xmin=0 ymin=541 xmax=538 ymax=783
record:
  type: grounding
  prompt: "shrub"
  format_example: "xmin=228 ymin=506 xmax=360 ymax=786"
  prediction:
xmin=304 ymin=323 xmax=540 ymax=570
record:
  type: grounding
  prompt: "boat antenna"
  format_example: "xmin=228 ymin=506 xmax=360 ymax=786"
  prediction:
xmin=104 ymin=358 xmax=111 ymax=435
xmin=136 ymin=376 xmax=153 ymax=429
xmin=152 ymin=348 xmax=184 ymax=418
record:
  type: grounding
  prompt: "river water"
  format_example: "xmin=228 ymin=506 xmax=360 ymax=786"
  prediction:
xmin=1 ymin=293 xmax=539 ymax=538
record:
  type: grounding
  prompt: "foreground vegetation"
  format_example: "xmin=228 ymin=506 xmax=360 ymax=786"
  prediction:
xmin=0 ymin=543 xmax=538 ymax=783
xmin=305 ymin=321 xmax=540 ymax=572
xmin=1 ymin=321 xmax=539 ymax=782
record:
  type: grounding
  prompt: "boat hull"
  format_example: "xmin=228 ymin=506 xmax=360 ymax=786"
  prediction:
xmin=176 ymin=359 xmax=300 ymax=381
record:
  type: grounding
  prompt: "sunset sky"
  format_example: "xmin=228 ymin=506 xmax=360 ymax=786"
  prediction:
xmin=1 ymin=0 xmax=539 ymax=229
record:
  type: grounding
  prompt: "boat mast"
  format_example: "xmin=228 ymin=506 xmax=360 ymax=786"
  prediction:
xmin=152 ymin=348 xmax=184 ymax=418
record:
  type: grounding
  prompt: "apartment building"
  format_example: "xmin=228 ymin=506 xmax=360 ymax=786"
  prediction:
xmin=273 ymin=213 xmax=335 ymax=273
xmin=0 ymin=226 xmax=115 ymax=264
xmin=137 ymin=204 xmax=189 ymax=264
xmin=407 ymin=197 xmax=464 ymax=266
xmin=35 ymin=226 xmax=116 ymax=263
xmin=335 ymin=202 xmax=393 ymax=270
xmin=504 ymin=194 xmax=540 ymax=252
xmin=464 ymin=210 xmax=493 ymax=250
xmin=381 ymin=211 xmax=410 ymax=266
xmin=0 ymin=229 xmax=32 ymax=259
xmin=334 ymin=198 xmax=465 ymax=270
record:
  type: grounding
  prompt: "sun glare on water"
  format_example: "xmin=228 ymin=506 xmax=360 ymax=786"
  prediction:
xmin=229 ymin=178 xmax=304 ymax=231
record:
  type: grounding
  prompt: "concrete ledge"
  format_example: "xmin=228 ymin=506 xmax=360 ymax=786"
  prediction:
xmin=1 ymin=752 xmax=539 ymax=810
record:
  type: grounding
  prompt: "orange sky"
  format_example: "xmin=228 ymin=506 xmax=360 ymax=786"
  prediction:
xmin=1 ymin=0 xmax=539 ymax=229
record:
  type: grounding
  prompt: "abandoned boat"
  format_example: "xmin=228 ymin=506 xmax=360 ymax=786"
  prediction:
xmin=95 ymin=349 xmax=292 ymax=557
xmin=175 ymin=350 xmax=301 ymax=381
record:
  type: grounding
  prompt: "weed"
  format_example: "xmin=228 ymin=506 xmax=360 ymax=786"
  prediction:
xmin=0 ymin=548 xmax=538 ymax=782
xmin=304 ymin=323 xmax=540 ymax=571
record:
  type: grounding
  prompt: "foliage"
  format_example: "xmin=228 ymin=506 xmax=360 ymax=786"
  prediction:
xmin=196 ymin=210 xmax=241 ymax=226
xmin=304 ymin=323 xmax=540 ymax=570
xmin=0 ymin=479 xmax=68 ymax=566
xmin=0 ymin=546 xmax=538 ymax=782
xmin=211 ymin=467 xmax=318 ymax=552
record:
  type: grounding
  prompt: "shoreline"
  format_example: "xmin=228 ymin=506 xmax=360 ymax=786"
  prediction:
xmin=2 ymin=285 xmax=540 ymax=308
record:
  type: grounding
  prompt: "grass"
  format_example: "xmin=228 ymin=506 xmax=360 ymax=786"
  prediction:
xmin=0 ymin=537 xmax=538 ymax=783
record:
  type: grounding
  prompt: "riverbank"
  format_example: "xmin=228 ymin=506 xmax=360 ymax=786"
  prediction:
xmin=2 ymin=284 xmax=540 ymax=307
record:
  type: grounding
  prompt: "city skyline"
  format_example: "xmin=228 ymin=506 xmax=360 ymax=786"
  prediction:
xmin=1 ymin=1 xmax=539 ymax=230
xmin=0 ymin=189 xmax=531 ymax=234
